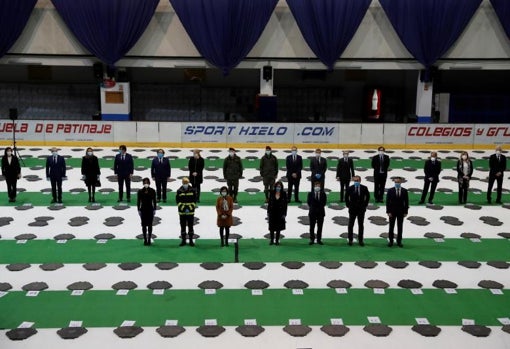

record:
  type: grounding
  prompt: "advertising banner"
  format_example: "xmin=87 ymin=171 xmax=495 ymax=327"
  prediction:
xmin=405 ymin=124 xmax=474 ymax=145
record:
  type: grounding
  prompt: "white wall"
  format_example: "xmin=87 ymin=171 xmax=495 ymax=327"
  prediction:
xmin=2 ymin=0 xmax=509 ymax=70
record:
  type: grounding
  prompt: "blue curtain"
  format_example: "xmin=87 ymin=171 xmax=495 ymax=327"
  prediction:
xmin=287 ymin=0 xmax=371 ymax=70
xmin=491 ymin=0 xmax=510 ymax=39
xmin=170 ymin=0 xmax=278 ymax=75
xmin=0 ymin=0 xmax=37 ymax=58
xmin=51 ymin=0 xmax=159 ymax=66
xmin=380 ymin=0 xmax=481 ymax=81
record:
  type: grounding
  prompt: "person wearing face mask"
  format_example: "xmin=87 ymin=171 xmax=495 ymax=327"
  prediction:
xmin=45 ymin=147 xmax=67 ymax=204
xmin=260 ymin=145 xmax=279 ymax=203
xmin=151 ymin=149 xmax=171 ymax=203
xmin=487 ymin=146 xmax=506 ymax=204
xmin=345 ymin=176 xmax=370 ymax=246
xmin=386 ymin=177 xmax=409 ymax=247
xmin=285 ymin=146 xmax=303 ymax=203
xmin=1 ymin=147 xmax=21 ymax=203
xmin=137 ymin=178 xmax=157 ymax=246
xmin=81 ymin=147 xmax=100 ymax=203
xmin=456 ymin=151 xmax=473 ymax=204
xmin=419 ymin=151 xmax=442 ymax=205
xmin=371 ymin=146 xmax=390 ymax=203
xmin=307 ymin=181 xmax=327 ymax=245
xmin=176 ymin=177 xmax=197 ymax=246
xmin=216 ymin=186 xmax=234 ymax=247
xmin=336 ymin=150 xmax=355 ymax=202
xmin=223 ymin=147 xmax=243 ymax=203
xmin=310 ymin=148 xmax=327 ymax=190
xmin=188 ymin=149 xmax=204 ymax=203
xmin=114 ymin=145 xmax=134 ymax=202
xmin=267 ymin=180 xmax=288 ymax=245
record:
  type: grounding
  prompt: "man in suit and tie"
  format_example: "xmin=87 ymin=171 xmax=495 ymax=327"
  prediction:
xmin=151 ymin=148 xmax=171 ymax=203
xmin=286 ymin=145 xmax=303 ymax=203
xmin=310 ymin=148 xmax=327 ymax=190
xmin=114 ymin=144 xmax=134 ymax=202
xmin=45 ymin=147 xmax=66 ymax=204
xmin=307 ymin=181 xmax=327 ymax=245
xmin=371 ymin=146 xmax=390 ymax=203
xmin=419 ymin=151 xmax=442 ymax=205
xmin=386 ymin=177 xmax=409 ymax=247
xmin=336 ymin=150 xmax=355 ymax=202
xmin=345 ymin=175 xmax=370 ymax=246
xmin=487 ymin=145 xmax=507 ymax=204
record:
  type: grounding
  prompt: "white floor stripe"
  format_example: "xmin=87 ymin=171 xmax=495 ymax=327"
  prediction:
xmin=1 ymin=326 xmax=509 ymax=349
xmin=2 ymin=262 xmax=509 ymax=291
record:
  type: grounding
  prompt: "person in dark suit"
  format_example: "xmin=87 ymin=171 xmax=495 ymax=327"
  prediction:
xmin=386 ymin=177 xmax=409 ymax=247
xmin=307 ymin=181 xmax=327 ymax=245
xmin=81 ymin=147 xmax=100 ymax=203
xmin=223 ymin=148 xmax=243 ymax=203
xmin=419 ymin=151 xmax=442 ymax=205
xmin=267 ymin=181 xmax=288 ymax=245
xmin=137 ymin=178 xmax=157 ymax=246
xmin=114 ymin=144 xmax=134 ymax=202
xmin=286 ymin=145 xmax=302 ymax=203
xmin=1 ymin=147 xmax=21 ymax=202
xmin=45 ymin=147 xmax=66 ymax=204
xmin=456 ymin=151 xmax=473 ymax=204
xmin=487 ymin=146 xmax=506 ymax=204
xmin=151 ymin=148 xmax=171 ymax=203
xmin=310 ymin=148 xmax=327 ymax=190
xmin=176 ymin=177 xmax=197 ymax=247
xmin=336 ymin=150 xmax=355 ymax=202
xmin=371 ymin=146 xmax=390 ymax=203
xmin=345 ymin=175 xmax=370 ymax=246
xmin=189 ymin=149 xmax=205 ymax=203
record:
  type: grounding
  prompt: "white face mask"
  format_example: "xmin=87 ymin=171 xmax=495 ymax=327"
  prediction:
xmin=496 ymin=150 xmax=502 ymax=155
xmin=462 ymin=155 xmax=467 ymax=160
xmin=343 ymin=153 xmax=349 ymax=158
xmin=221 ymin=191 xmax=227 ymax=197
xmin=315 ymin=153 xmax=321 ymax=158
xmin=52 ymin=152 xmax=58 ymax=157
xmin=143 ymin=184 xmax=149 ymax=188
xmin=6 ymin=151 xmax=12 ymax=156
xmin=314 ymin=186 xmax=321 ymax=192
xmin=265 ymin=150 xmax=271 ymax=156
xmin=229 ymin=152 xmax=234 ymax=157
xmin=87 ymin=152 xmax=93 ymax=156
xmin=379 ymin=150 xmax=384 ymax=155
xmin=430 ymin=157 xmax=436 ymax=161
xmin=291 ymin=150 xmax=297 ymax=156
xmin=182 ymin=184 xmax=189 ymax=190
xmin=194 ymin=153 xmax=199 ymax=159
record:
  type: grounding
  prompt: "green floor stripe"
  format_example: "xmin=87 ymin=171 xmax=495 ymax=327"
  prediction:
xmin=0 ymin=289 xmax=507 ymax=329
xmin=4 ymin=191 xmax=507 ymax=207
xmin=19 ymin=157 xmax=491 ymax=171
xmin=0 ymin=238 xmax=508 ymax=264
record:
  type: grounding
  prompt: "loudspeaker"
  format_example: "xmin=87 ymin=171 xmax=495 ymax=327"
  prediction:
xmin=9 ymin=108 xmax=18 ymax=121
xmin=262 ymin=65 xmax=272 ymax=81
xmin=93 ymin=62 xmax=103 ymax=80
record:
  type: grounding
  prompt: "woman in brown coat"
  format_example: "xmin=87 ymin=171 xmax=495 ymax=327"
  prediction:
xmin=216 ymin=186 xmax=234 ymax=247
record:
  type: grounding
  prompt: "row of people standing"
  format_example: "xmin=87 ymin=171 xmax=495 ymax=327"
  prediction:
xmin=1 ymin=145 xmax=506 ymax=206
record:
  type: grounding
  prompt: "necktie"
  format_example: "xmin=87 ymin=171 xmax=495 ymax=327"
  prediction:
xmin=316 ymin=192 xmax=319 ymax=201
xmin=498 ymin=155 xmax=500 ymax=161
xmin=357 ymin=187 xmax=359 ymax=196
xmin=54 ymin=156 xmax=57 ymax=163
xmin=293 ymin=155 xmax=296 ymax=162
xmin=122 ymin=155 xmax=125 ymax=161
xmin=160 ymin=159 xmax=162 ymax=164
xmin=397 ymin=189 xmax=400 ymax=197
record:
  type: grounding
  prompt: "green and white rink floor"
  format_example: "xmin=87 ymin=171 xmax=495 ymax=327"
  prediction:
xmin=1 ymin=147 xmax=510 ymax=349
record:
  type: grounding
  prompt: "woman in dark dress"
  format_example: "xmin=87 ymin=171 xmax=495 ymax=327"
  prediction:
xmin=188 ymin=149 xmax=205 ymax=203
xmin=267 ymin=180 xmax=288 ymax=245
xmin=81 ymin=147 xmax=100 ymax=202
xmin=1 ymin=147 xmax=21 ymax=202
xmin=137 ymin=177 xmax=157 ymax=246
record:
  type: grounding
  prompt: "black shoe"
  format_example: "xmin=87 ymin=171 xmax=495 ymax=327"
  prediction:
xmin=58 ymin=200 xmax=62 ymax=204
xmin=496 ymin=200 xmax=502 ymax=204
xmin=428 ymin=201 xmax=433 ymax=205
xmin=317 ymin=241 xmax=324 ymax=245
xmin=418 ymin=201 xmax=424 ymax=204
xmin=92 ymin=198 xmax=95 ymax=203
xmin=189 ymin=240 xmax=195 ymax=247
xmin=275 ymin=241 xmax=280 ymax=245
xmin=117 ymin=199 xmax=122 ymax=203
xmin=143 ymin=241 xmax=148 ymax=246
xmin=348 ymin=241 xmax=353 ymax=246
xmin=397 ymin=242 xmax=403 ymax=248
xmin=88 ymin=198 xmax=92 ymax=203
xmin=309 ymin=241 xmax=314 ymax=245
xmin=127 ymin=197 xmax=131 ymax=202
xmin=163 ymin=199 xmax=167 ymax=203
xmin=221 ymin=241 xmax=225 ymax=247
xmin=359 ymin=241 xmax=365 ymax=247
xmin=295 ymin=200 xmax=302 ymax=204
xmin=388 ymin=242 xmax=394 ymax=247
xmin=487 ymin=199 xmax=492 ymax=204
xmin=51 ymin=199 xmax=56 ymax=204
xmin=157 ymin=198 xmax=161 ymax=203
xmin=179 ymin=240 xmax=186 ymax=247
xmin=269 ymin=241 xmax=274 ymax=245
